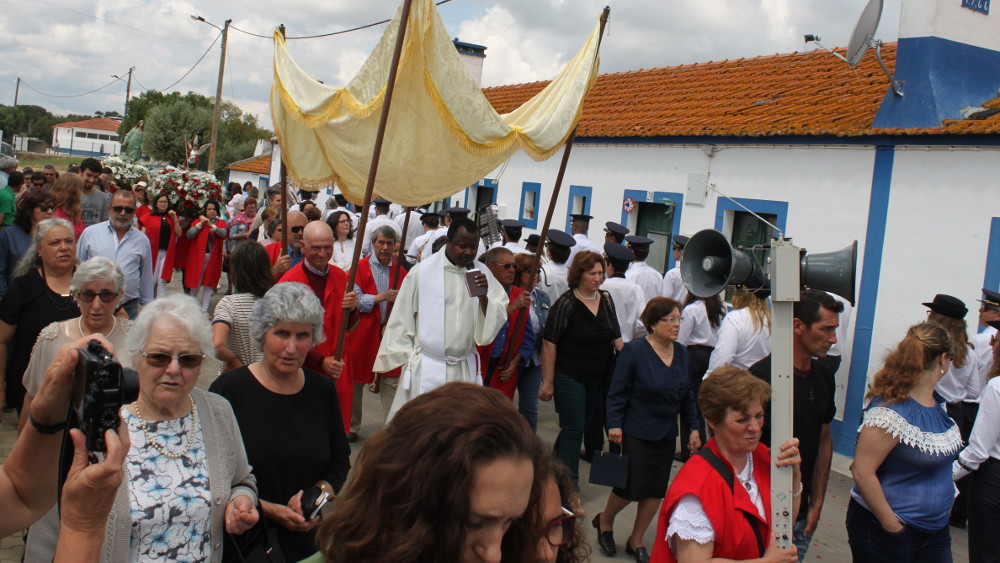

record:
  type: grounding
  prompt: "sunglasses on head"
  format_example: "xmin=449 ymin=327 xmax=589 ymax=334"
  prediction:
xmin=112 ymin=206 xmax=135 ymax=214
xmin=76 ymin=290 xmax=119 ymax=303
xmin=141 ymin=351 xmax=206 ymax=369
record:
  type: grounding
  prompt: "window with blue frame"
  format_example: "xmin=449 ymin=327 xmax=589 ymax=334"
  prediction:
xmin=520 ymin=182 xmax=541 ymax=229
xmin=565 ymin=185 xmax=592 ymax=232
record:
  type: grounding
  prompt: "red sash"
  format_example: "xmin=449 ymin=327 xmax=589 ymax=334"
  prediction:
xmin=139 ymin=213 xmax=177 ymax=282
xmin=476 ymin=285 xmax=528 ymax=400
xmin=345 ymin=257 xmax=407 ymax=384
xmin=183 ymin=219 xmax=226 ymax=289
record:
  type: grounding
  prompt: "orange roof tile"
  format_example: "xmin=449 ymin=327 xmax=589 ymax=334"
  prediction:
xmin=483 ymin=44 xmax=1000 ymax=138
xmin=227 ymin=153 xmax=271 ymax=174
xmin=51 ymin=117 xmax=122 ymax=132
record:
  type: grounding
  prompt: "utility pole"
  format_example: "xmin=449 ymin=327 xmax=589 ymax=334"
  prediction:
xmin=207 ymin=19 xmax=231 ymax=173
xmin=14 ymin=77 xmax=19 ymax=106
xmin=124 ymin=66 xmax=135 ymax=120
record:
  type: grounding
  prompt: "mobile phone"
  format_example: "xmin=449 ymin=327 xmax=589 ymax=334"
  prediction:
xmin=308 ymin=491 xmax=330 ymax=519
xmin=465 ymin=268 xmax=487 ymax=297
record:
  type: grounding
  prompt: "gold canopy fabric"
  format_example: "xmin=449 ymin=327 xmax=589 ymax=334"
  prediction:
xmin=270 ymin=0 xmax=602 ymax=205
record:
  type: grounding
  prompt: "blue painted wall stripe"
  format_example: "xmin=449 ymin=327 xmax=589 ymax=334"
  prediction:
xmin=983 ymin=218 xmax=1000 ymax=293
xmin=831 ymin=146 xmax=895 ymax=456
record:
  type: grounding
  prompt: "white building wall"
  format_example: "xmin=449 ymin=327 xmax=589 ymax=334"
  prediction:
xmin=52 ymin=126 xmax=121 ymax=157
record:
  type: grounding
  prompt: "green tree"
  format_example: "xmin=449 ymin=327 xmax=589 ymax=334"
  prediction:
xmin=212 ymin=101 xmax=272 ymax=176
xmin=142 ymin=100 xmax=212 ymax=165
xmin=118 ymin=90 xmax=212 ymax=137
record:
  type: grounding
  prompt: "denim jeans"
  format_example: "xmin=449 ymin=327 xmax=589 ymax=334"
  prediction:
xmin=552 ymin=370 xmax=600 ymax=487
xmin=846 ymin=499 xmax=952 ymax=563
xmin=517 ymin=364 xmax=542 ymax=431
xmin=123 ymin=298 xmax=139 ymax=320
xmin=793 ymin=519 xmax=812 ymax=561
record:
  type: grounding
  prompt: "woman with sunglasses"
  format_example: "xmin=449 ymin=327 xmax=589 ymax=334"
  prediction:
xmin=0 ymin=189 xmax=56 ymax=299
xmin=184 ymin=200 xmax=228 ymax=313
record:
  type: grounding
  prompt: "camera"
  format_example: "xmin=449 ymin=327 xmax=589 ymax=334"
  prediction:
xmin=76 ymin=340 xmax=140 ymax=452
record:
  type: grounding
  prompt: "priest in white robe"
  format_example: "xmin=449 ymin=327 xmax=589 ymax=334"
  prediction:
xmin=374 ymin=218 xmax=509 ymax=420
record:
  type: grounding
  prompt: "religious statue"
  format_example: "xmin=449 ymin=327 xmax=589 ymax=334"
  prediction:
xmin=121 ymin=119 xmax=144 ymax=160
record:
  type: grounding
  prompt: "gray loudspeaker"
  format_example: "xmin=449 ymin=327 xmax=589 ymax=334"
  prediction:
xmin=681 ymin=229 xmax=755 ymax=298
xmin=801 ymin=240 xmax=857 ymax=306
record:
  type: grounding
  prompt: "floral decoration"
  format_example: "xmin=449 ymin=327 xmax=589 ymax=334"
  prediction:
xmin=149 ymin=166 xmax=224 ymax=219
xmin=103 ymin=155 xmax=150 ymax=189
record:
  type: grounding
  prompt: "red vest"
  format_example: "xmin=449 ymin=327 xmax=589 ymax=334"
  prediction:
xmin=183 ymin=219 xmax=226 ymax=289
xmin=651 ymin=439 xmax=772 ymax=563
xmin=265 ymin=241 xmax=282 ymax=265
xmin=345 ymin=257 xmax=407 ymax=384
xmin=139 ymin=213 xmax=177 ymax=282
xmin=279 ymin=264 xmax=353 ymax=433
xmin=476 ymin=285 xmax=529 ymax=400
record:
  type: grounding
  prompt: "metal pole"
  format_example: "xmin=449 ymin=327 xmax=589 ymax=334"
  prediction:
xmin=769 ymin=237 xmax=800 ymax=549
xmin=207 ymin=19 xmax=231 ymax=172
xmin=14 ymin=77 xmax=19 ymax=106
xmin=334 ymin=0 xmax=415 ymax=361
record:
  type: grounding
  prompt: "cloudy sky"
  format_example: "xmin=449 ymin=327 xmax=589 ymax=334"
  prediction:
xmin=3 ymin=0 xmax=900 ymax=131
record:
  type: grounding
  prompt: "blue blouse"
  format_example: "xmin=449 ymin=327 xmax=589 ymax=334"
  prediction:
xmin=850 ymin=393 xmax=962 ymax=532
xmin=605 ymin=338 xmax=698 ymax=441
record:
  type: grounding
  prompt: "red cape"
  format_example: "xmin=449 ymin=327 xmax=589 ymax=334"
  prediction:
xmin=265 ymin=241 xmax=282 ymax=265
xmin=183 ymin=219 xmax=227 ymax=289
xmin=139 ymin=213 xmax=178 ymax=282
xmin=345 ymin=257 xmax=406 ymax=384
xmin=279 ymin=264 xmax=353 ymax=433
xmin=476 ymin=285 xmax=528 ymax=400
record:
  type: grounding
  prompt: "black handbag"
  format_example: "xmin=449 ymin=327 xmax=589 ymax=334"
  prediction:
xmin=223 ymin=503 xmax=288 ymax=563
xmin=588 ymin=445 xmax=629 ymax=489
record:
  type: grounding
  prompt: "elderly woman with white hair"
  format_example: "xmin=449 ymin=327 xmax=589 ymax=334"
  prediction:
xmin=210 ymin=282 xmax=352 ymax=561
xmin=24 ymin=293 xmax=260 ymax=563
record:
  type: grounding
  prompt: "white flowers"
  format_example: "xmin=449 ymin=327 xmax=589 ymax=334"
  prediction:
xmin=103 ymin=155 xmax=150 ymax=188
xmin=149 ymin=166 xmax=224 ymax=219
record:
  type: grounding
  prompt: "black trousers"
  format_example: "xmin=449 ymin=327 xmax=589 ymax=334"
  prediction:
xmin=948 ymin=401 xmax=979 ymax=523
xmin=969 ymin=457 xmax=1000 ymax=563
xmin=679 ymin=345 xmax=712 ymax=460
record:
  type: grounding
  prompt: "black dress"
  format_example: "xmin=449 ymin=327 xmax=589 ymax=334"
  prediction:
xmin=0 ymin=268 xmax=79 ymax=411
xmin=209 ymin=366 xmax=351 ymax=561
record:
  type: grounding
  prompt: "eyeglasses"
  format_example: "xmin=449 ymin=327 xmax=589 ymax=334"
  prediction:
xmin=37 ymin=204 xmax=55 ymax=212
xmin=141 ymin=351 xmax=206 ymax=369
xmin=492 ymin=262 xmax=516 ymax=270
xmin=544 ymin=507 xmax=576 ymax=547
xmin=76 ymin=290 xmax=119 ymax=303
xmin=111 ymin=206 xmax=135 ymax=215
xmin=290 ymin=225 xmax=305 ymax=234
xmin=660 ymin=316 xmax=683 ymax=325
xmin=337 ymin=219 xmax=351 ymax=224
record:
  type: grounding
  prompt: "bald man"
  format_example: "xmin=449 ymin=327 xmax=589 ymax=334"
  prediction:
xmin=279 ymin=221 xmax=359 ymax=433
xmin=264 ymin=210 xmax=307 ymax=278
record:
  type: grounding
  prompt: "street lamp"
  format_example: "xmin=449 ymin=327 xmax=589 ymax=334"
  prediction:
xmin=191 ymin=14 xmax=231 ymax=172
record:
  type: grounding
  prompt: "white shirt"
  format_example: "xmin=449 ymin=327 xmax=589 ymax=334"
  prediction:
xmin=971 ymin=326 xmax=997 ymax=400
xmin=705 ymin=307 xmax=771 ymax=378
xmin=936 ymin=348 xmax=981 ymax=404
xmin=677 ymin=300 xmax=723 ymax=347
xmin=955 ymin=376 xmax=1000 ymax=480
xmin=361 ymin=214 xmax=402 ymax=257
xmin=827 ymin=293 xmax=852 ymax=357
xmin=601 ymin=276 xmax=646 ymax=343
xmin=540 ymin=262 xmax=569 ymax=304
xmin=329 ymin=238 xmax=356 ymax=272
xmin=661 ymin=264 xmax=689 ymax=304
xmin=625 ymin=261 xmax=662 ymax=304
xmin=395 ymin=209 xmax=426 ymax=248
xmin=503 ymin=241 xmax=530 ymax=255
xmin=567 ymin=233 xmax=600 ymax=267
xmin=408 ymin=227 xmax=446 ymax=262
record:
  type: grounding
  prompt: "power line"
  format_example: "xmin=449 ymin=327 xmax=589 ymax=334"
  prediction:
xmin=229 ymin=0 xmax=456 ymax=40
xmin=19 ymin=76 xmax=124 ymax=99
xmin=132 ymin=32 xmax=222 ymax=93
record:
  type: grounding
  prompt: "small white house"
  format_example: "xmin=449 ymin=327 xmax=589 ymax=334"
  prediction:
xmin=51 ymin=117 xmax=122 ymax=157
xmin=472 ymin=0 xmax=1000 ymax=458
xmin=226 ymin=153 xmax=271 ymax=195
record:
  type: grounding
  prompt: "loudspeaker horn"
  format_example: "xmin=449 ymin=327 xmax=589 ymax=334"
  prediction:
xmin=801 ymin=240 xmax=857 ymax=306
xmin=681 ymin=229 xmax=755 ymax=298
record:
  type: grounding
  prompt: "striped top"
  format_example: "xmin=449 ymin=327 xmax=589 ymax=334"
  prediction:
xmin=213 ymin=293 xmax=261 ymax=366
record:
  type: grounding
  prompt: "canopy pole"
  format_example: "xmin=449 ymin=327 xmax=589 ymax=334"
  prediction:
xmin=501 ymin=6 xmax=611 ymax=374
xmin=278 ymin=24 xmax=289 ymax=257
xmin=334 ymin=0 xmax=415 ymax=361
xmin=372 ymin=205 xmax=413 ymax=394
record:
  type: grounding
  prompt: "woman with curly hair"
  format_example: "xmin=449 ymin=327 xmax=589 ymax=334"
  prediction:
xmin=534 ymin=458 xmax=590 ymax=563
xmin=309 ymin=382 xmax=545 ymax=563
xmin=848 ymin=321 xmax=962 ymax=562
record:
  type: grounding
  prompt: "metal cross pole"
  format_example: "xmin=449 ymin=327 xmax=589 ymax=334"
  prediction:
xmin=769 ymin=236 xmax=800 ymax=549
xmin=372 ymin=206 xmax=414 ymax=394
xmin=333 ymin=0 xmax=415 ymax=362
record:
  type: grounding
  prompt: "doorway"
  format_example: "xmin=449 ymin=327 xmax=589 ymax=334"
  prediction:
xmin=635 ymin=201 xmax=675 ymax=273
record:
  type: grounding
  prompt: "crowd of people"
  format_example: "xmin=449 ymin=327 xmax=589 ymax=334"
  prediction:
xmin=0 ymin=154 xmax=997 ymax=563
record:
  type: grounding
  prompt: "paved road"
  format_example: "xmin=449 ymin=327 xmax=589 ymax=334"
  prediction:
xmin=0 ymin=279 xmax=972 ymax=561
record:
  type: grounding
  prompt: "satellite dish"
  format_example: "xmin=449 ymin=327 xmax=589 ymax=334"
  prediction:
xmin=847 ymin=0 xmax=883 ymax=67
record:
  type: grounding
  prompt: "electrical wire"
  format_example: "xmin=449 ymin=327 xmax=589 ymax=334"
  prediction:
xmin=132 ymin=33 xmax=222 ymax=93
xmin=19 ymin=76 xmax=124 ymax=98
xmin=230 ymin=0 xmax=456 ymax=40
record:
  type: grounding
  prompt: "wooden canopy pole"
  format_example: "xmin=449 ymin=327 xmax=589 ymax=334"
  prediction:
xmin=278 ymin=24 xmax=289 ymax=256
xmin=371 ymin=205 xmax=413 ymax=393
xmin=333 ymin=0 xmax=415 ymax=361
xmin=501 ymin=6 xmax=611 ymax=373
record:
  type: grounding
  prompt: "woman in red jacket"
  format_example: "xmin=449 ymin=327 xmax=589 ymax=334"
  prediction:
xmin=184 ymin=200 xmax=227 ymax=312
xmin=651 ymin=366 xmax=801 ymax=563
xmin=138 ymin=192 xmax=181 ymax=298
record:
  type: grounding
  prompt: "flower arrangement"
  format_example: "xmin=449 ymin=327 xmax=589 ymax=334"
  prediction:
xmin=103 ymin=155 xmax=150 ymax=189
xmin=149 ymin=166 xmax=224 ymax=219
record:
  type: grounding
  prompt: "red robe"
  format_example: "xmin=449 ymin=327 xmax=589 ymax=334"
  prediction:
xmin=139 ymin=212 xmax=178 ymax=282
xmin=265 ymin=241 xmax=282 ymax=265
xmin=345 ymin=257 xmax=406 ymax=384
xmin=279 ymin=264 xmax=353 ymax=434
xmin=476 ymin=285 xmax=529 ymax=400
xmin=651 ymin=439 xmax=772 ymax=563
xmin=183 ymin=219 xmax=227 ymax=290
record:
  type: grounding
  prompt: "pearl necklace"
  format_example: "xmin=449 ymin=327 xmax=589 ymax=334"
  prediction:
xmin=78 ymin=316 xmax=118 ymax=339
xmin=574 ymin=289 xmax=599 ymax=301
xmin=132 ymin=396 xmax=198 ymax=459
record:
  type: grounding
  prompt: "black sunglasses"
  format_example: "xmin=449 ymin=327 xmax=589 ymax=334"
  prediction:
xmin=76 ymin=290 xmax=119 ymax=303
xmin=112 ymin=206 xmax=136 ymax=214
xmin=37 ymin=204 xmax=56 ymax=212
xmin=290 ymin=225 xmax=305 ymax=234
